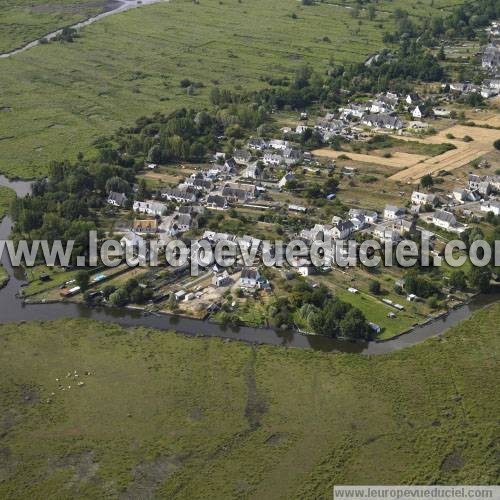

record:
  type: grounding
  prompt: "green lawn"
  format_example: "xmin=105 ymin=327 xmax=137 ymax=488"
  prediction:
xmin=22 ymin=265 xmax=80 ymax=297
xmin=313 ymin=268 xmax=433 ymax=339
xmin=0 ymin=0 xmax=396 ymax=178
xmin=0 ymin=186 xmax=16 ymax=217
xmin=0 ymin=305 xmax=498 ymax=497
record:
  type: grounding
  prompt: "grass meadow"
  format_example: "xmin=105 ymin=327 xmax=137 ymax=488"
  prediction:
xmin=0 ymin=304 xmax=498 ymax=498
xmin=0 ymin=0 xmax=396 ymax=179
xmin=0 ymin=266 xmax=8 ymax=288
xmin=0 ymin=186 xmax=16 ymax=217
xmin=0 ymin=0 xmax=111 ymax=53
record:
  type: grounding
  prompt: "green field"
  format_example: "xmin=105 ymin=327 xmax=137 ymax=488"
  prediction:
xmin=0 ymin=186 xmax=16 ymax=217
xmin=0 ymin=0 xmax=397 ymax=179
xmin=0 ymin=0 xmax=112 ymax=53
xmin=0 ymin=304 xmax=498 ymax=498
xmin=0 ymin=265 xmax=8 ymax=288
xmin=0 ymin=186 xmax=13 ymax=288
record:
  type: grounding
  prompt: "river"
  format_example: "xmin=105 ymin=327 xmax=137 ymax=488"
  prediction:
xmin=0 ymin=176 xmax=498 ymax=354
xmin=0 ymin=0 xmax=167 ymax=59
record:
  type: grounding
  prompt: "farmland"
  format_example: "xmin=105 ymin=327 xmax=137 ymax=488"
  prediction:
xmin=313 ymin=116 xmax=500 ymax=184
xmin=388 ymin=122 xmax=500 ymax=183
xmin=0 ymin=305 xmax=498 ymax=498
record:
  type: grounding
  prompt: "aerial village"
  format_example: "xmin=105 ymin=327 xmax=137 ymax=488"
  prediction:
xmin=19 ymin=22 xmax=500 ymax=340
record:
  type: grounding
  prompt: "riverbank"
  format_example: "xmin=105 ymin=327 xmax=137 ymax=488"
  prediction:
xmin=1 ymin=175 xmax=499 ymax=355
xmin=19 ymin=267 xmax=491 ymax=346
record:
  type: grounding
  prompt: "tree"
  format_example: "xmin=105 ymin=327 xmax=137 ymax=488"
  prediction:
xmin=130 ymin=287 xmax=145 ymax=304
xmin=340 ymin=308 xmax=369 ymax=340
xmin=83 ymin=290 xmax=94 ymax=304
xmin=427 ymin=295 xmax=439 ymax=309
xmin=137 ymin=179 xmax=150 ymax=200
xmin=109 ymin=288 xmax=129 ymax=307
xmin=369 ymin=280 xmax=381 ymax=295
xmin=449 ymin=270 xmax=467 ymax=291
xmin=75 ymin=270 xmax=90 ymax=291
xmin=421 ymin=174 xmax=434 ymax=189
xmin=494 ymin=139 xmax=500 ymax=151
xmin=147 ymin=145 xmax=161 ymax=164
xmin=102 ymin=285 xmax=117 ymax=299
xmin=404 ymin=271 xmax=437 ymax=298
xmin=468 ymin=267 xmax=492 ymax=293
xmin=105 ymin=176 xmax=129 ymax=195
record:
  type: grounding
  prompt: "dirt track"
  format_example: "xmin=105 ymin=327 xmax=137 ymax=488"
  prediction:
xmin=316 ymin=119 xmax=499 ymax=184
xmin=389 ymin=124 xmax=499 ymax=183
xmin=312 ymin=149 xmax=427 ymax=169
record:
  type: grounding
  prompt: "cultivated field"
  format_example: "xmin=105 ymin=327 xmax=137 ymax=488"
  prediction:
xmin=315 ymin=119 xmax=500 ymax=185
xmin=312 ymin=149 xmax=428 ymax=169
xmin=0 ymin=307 xmax=498 ymax=498
xmin=389 ymin=123 xmax=500 ymax=183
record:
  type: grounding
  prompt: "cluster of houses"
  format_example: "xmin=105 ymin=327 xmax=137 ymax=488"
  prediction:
xmin=339 ymin=92 xmax=405 ymax=131
xmin=298 ymin=204 xmax=417 ymax=247
xmin=447 ymin=23 xmax=500 ymax=100
xmin=113 ymin=164 xmax=500 ymax=268
xmin=410 ymin=173 xmax=500 ymax=233
xmin=246 ymin=138 xmax=303 ymax=169
xmin=449 ymin=79 xmax=500 ymax=100
xmin=291 ymin=89 xmax=461 ymax=137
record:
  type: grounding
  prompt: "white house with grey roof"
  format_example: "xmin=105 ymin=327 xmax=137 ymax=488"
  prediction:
xmin=331 ymin=220 xmax=354 ymax=240
xmin=268 ymin=139 xmax=290 ymax=151
xmin=348 ymin=208 xmax=378 ymax=225
xmin=411 ymin=191 xmax=437 ymax=206
xmin=240 ymin=268 xmax=262 ymax=288
xmin=242 ymin=163 xmax=262 ymax=180
xmin=362 ymin=114 xmax=404 ymax=130
xmin=120 ymin=231 xmax=147 ymax=260
xmin=107 ymin=191 xmax=128 ymax=207
xmin=160 ymin=188 xmax=197 ymax=204
xmin=384 ymin=205 xmax=406 ymax=220
xmin=279 ymin=172 xmax=295 ymax=188
xmin=248 ymin=138 xmax=267 ymax=151
xmin=432 ymin=210 xmax=457 ymax=230
xmin=469 ymin=174 xmax=493 ymax=196
xmin=263 ymin=152 xmax=283 ymax=166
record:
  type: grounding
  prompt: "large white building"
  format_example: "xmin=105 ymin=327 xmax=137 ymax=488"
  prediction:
xmin=481 ymin=200 xmax=500 ymax=216
xmin=133 ymin=200 xmax=167 ymax=216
